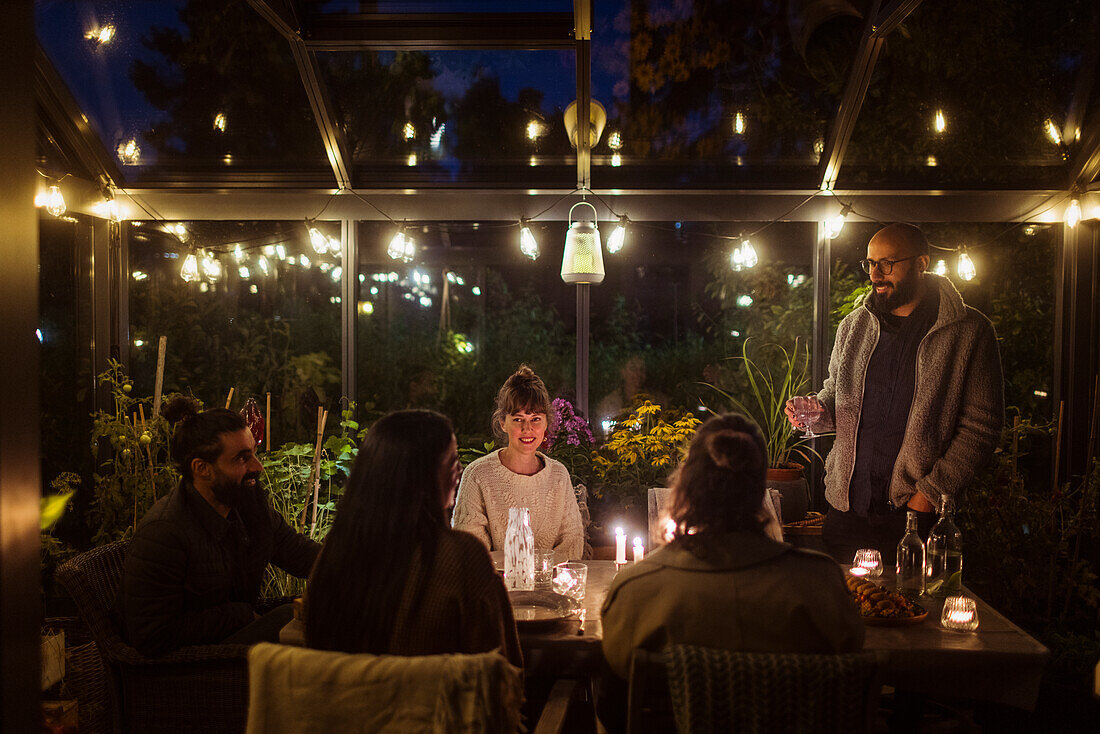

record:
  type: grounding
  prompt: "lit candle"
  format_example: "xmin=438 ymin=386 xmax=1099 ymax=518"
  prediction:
xmin=849 ymin=567 xmax=870 ymax=577
xmin=948 ymin=609 xmax=974 ymax=624
xmin=615 ymin=527 xmax=627 ymax=564
xmin=633 ymin=537 xmax=644 ymax=562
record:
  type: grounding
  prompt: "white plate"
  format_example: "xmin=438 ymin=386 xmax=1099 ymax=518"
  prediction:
xmin=508 ymin=591 xmax=574 ymax=628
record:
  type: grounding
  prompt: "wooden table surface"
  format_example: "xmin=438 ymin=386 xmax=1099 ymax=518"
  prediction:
xmin=278 ymin=558 xmax=1049 ymax=710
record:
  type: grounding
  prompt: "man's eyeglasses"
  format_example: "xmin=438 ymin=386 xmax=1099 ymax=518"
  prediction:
xmin=860 ymin=255 xmax=918 ymax=275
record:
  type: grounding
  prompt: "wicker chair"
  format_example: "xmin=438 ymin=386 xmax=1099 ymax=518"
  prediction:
xmin=659 ymin=645 xmax=880 ymax=734
xmin=56 ymin=540 xmax=250 ymax=734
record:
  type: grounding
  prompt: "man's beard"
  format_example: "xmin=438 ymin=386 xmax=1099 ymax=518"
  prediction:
xmin=870 ymin=270 xmax=920 ymax=312
xmin=211 ymin=471 xmax=260 ymax=508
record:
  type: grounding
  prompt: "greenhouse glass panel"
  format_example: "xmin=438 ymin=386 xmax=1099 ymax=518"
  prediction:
xmin=590 ymin=0 xmax=847 ymax=188
xmin=355 ymin=219 xmax=815 ymax=449
xmin=36 ymin=0 xmax=331 ymax=179
xmin=128 ymin=220 xmax=341 ymax=446
xmin=318 ymin=50 xmax=576 ymax=186
xmin=302 ymin=1 xmax=571 ymax=13
xmin=838 ymin=0 xmax=1089 ymax=188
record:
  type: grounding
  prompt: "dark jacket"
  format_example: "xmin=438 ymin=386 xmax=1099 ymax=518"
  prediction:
xmin=601 ymin=532 xmax=864 ymax=679
xmin=121 ymin=479 xmax=321 ymax=655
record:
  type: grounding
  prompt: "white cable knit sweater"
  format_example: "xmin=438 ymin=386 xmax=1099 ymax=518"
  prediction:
xmin=451 ymin=450 xmax=585 ymax=561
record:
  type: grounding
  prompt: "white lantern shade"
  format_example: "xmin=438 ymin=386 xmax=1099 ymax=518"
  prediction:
xmin=561 ymin=202 xmax=605 ymax=284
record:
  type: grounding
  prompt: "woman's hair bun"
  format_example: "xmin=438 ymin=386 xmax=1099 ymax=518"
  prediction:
xmin=514 ymin=364 xmax=537 ymax=380
xmin=162 ymin=396 xmax=202 ymax=426
xmin=705 ymin=429 xmax=759 ymax=471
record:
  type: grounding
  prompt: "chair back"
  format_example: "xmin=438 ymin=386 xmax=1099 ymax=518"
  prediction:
xmin=627 ymin=648 xmax=675 ymax=734
xmin=55 ymin=540 xmax=131 ymax=656
xmin=665 ymin=645 xmax=879 ymax=734
xmin=246 ymin=642 xmax=524 ymax=734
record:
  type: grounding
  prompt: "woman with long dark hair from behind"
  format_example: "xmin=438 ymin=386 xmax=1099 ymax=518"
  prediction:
xmin=305 ymin=410 xmax=521 ymax=666
xmin=601 ymin=412 xmax=863 ymax=680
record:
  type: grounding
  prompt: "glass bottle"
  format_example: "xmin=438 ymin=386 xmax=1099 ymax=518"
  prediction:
xmin=504 ymin=507 xmax=534 ymax=591
xmin=896 ymin=510 xmax=926 ymax=599
xmin=925 ymin=495 xmax=963 ymax=598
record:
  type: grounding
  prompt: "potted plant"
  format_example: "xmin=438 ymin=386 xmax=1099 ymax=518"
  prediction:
xmin=701 ymin=338 xmax=824 ymax=522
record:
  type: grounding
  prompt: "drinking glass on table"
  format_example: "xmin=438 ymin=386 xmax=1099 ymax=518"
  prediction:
xmin=533 ymin=549 xmax=555 ymax=590
xmin=553 ymin=562 xmax=588 ymax=608
xmin=789 ymin=396 xmax=825 ymax=439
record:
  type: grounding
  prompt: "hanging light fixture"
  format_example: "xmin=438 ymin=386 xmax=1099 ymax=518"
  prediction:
xmin=560 ymin=201 xmax=605 ymax=284
xmin=733 ymin=111 xmax=746 ymax=135
xmin=233 ymin=244 xmax=244 ymax=262
xmin=1044 ymin=118 xmax=1062 ymax=146
xmin=180 ymin=254 xmax=200 ymax=282
xmin=200 ymin=252 xmax=222 ymax=280
xmin=1066 ymin=198 xmax=1081 ymax=228
xmin=43 ymin=184 xmax=66 ymax=217
xmin=607 ymin=215 xmax=628 ymax=254
xmin=519 ymin=219 xmax=540 ymax=260
xmin=825 ymin=204 xmax=852 ymax=239
xmin=933 ymin=109 xmax=946 ymax=134
xmin=931 ymin=259 xmax=948 ymax=276
xmin=957 ymin=246 xmax=976 ymax=282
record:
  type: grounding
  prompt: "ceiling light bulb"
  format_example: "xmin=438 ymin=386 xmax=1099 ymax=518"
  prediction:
xmin=607 ymin=216 xmax=627 ymax=254
xmin=519 ymin=222 xmax=540 ymax=260
xmin=180 ymin=254 xmax=200 ymax=282
xmin=44 ymin=185 xmax=66 ymax=217
xmin=957 ymin=249 xmax=976 ymax=281
xmin=934 ymin=109 xmax=946 ymax=133
xmin=1066 ymin=198 xmax=1081 ymax=228
xmin=309 ymin=226 xmax=328 ymax=254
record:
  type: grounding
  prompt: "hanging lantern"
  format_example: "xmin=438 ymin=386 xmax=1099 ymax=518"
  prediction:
xmin=560 ymin=201 xmax=605 ymax=285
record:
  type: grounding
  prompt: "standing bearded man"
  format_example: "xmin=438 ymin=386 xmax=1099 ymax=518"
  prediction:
xmin=786 ymin=223 xmax=1004 ymax=564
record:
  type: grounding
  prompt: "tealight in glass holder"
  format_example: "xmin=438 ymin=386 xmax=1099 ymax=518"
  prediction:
xmin=852 ymin=549 xmax=883 ymax=579
xmin=940 ymin=595 xmax=980 ymax=631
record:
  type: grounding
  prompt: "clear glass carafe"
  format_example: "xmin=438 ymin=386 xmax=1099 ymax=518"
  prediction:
xmin=896 ymin=510 xmax=926 ymax=599
xmin=504 ymin=507 xmax=534 ymax=591
xmin=925 ymin=495 xmax=963 ymax=598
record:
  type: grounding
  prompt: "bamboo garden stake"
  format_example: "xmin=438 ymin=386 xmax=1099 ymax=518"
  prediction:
xmin=265 ymin=392 xmax=272 ymax=451
xmin=225 ymin=387 xmax=234 ymax=409
xmin=152 ymin=336 xmax=167 ymax=417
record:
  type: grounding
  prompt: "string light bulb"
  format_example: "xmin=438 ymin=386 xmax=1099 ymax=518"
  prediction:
xmin=275 ymin=244 xmax=287 ymax=261
xmin=309 ymin=226 xmax=328 ymax=254
xmin=257 ymin=257 xmax=270 ymax=276
xmin=933 ymin=109 xmax=946 ymax=134
xmin=825 ymin=204 xmax=852 ymax=239
xmin=238 ymin=266 xmax=250 ymax=279
xmin=403 ymin=122 xmax=416 ymax=140
xmin=213 ymin=112 xmax=226 ymax=132
xmin=180 ymin=254 xmax=200 ymax=283
xmin=519 ymin=219 xmax=540 ymax=260
xmin=328 ymin=236 xmax=341 ymax=254
xmin=43 ymin=184 xmax=66 ymax=217
xmin=387 ymin=228 xmax=415 ymax=262
xmin=610 ymin=153 xmax=622 ymax=167
xmin=117 ymin=138 xmax=141 ymax=165
xmin=1066 ymin=198 xmax=1081 ymax=228
xmin=1044 ymin=118 xmax=1062 ymax=146
xmin=730 ymin=238 xmax=758 ymax=271
xmin=331 ymin=265 xmax=342 ymax=283
xmin=200 ymin=252 xmax=222 ymax=280
xmin=233 ymin=244 xmax=244 ymax=262
xmin=607 ymin=131 xmax=623 ymax=151
xmin=932 ymin=259 xmax=948 ymax=276
xmin=957 ymin=247 xmax=976 ymax=282
xmin=526 ymin=120 xmax=543 ymax=140
xmin=85 ymin=25 xmax=115 ymax=45
xmin=733 ymin=111 xmax=745 ymax=135
xmin=607 ymin=215 xmax=628 ymax=254
xmin=299 ymin=254 xmax=311 ymax=268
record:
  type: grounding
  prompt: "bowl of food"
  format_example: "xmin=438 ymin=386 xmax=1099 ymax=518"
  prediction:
xmin=846 ymin=575 xmax=928 ymax=626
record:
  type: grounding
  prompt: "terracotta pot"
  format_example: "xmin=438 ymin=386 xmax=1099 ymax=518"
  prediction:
xmin=766 ymin=465 xmax=810 ymax=523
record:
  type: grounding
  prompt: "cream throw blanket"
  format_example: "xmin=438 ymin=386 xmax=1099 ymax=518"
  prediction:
xmin=246 ymin=643 xmax=523 ymax=734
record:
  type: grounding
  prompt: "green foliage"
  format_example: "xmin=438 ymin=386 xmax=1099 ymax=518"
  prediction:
xmin=592 ymin=401 xmax=701 ymax=509
xmin=257 ymin=405 xmax=365 ymax=598
xmin=700 ymin=339 xmax=822 ymax=469
xmin=87 ymin=361 xmax=181 ymax=545
xmin=958 ymin=419 xmax=1100 ymax=633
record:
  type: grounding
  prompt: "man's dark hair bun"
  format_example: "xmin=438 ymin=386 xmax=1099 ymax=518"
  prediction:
xmin=162 ymin=396 xmax=202 ymax=426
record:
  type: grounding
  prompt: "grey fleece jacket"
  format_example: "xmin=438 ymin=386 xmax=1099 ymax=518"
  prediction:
xmin=817 ymin=274 xmax=1004 ymax=512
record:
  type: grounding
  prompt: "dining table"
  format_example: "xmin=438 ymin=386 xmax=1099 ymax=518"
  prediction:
xmin=278 ymin=557 xmax=1049 ymax=711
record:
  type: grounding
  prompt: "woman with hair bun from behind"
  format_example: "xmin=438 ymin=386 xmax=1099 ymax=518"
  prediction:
xmin=452 ymin=365 xmax=584 ymax=559
xmin=600 ymin=412 xmax=864 ymax=683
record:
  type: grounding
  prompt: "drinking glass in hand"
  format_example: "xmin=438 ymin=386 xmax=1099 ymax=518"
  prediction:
xmin=790 ymin=396 xmax=824 ymax=439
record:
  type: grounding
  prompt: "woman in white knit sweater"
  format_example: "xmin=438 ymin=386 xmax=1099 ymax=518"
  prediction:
xmin=452 ymin=366 xmax=585 ymax=560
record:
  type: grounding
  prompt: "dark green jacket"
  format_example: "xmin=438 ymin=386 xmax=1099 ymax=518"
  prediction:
xmin=121 ymin=480 xmax=320 ymax=655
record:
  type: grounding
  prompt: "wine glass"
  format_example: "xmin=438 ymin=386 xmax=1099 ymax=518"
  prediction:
xmin=791 ymin=396 xmax=824 ymax=439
